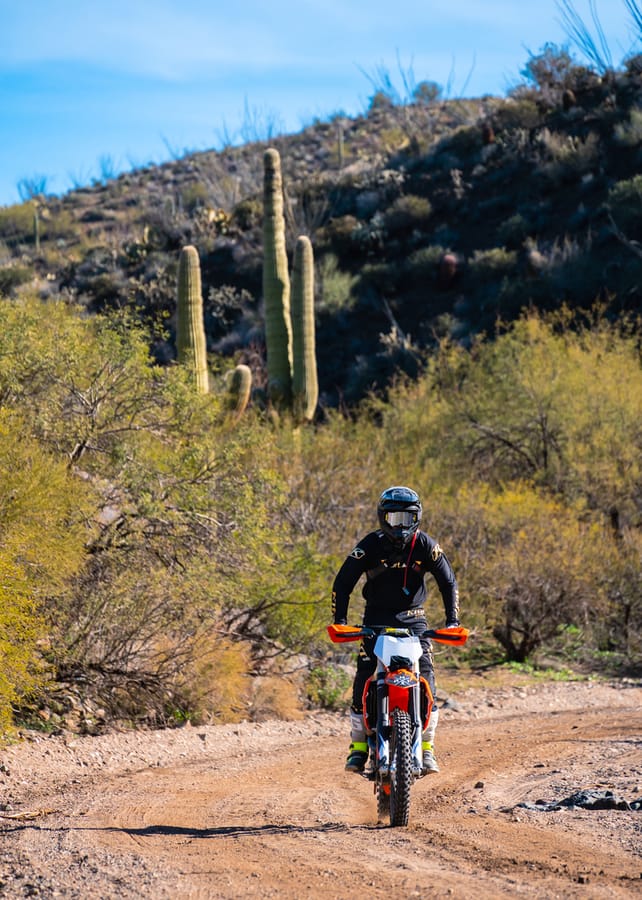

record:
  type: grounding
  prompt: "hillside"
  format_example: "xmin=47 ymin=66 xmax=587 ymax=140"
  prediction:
xmin=1 ymin=47 xmax=641 ymax=407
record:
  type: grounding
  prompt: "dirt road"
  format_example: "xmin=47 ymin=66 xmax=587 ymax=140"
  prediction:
xmin=1 ymin=678 xmax=640 ymax=899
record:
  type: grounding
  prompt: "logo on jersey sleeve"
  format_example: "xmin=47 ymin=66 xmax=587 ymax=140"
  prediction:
xmin=350 ymin=546 xmax=366 ymax=559
xmin=431 ymin=543 xmax=443 ymax=562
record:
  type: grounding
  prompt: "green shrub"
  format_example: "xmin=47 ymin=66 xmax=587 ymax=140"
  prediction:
xmin=608 ymin=175 xmax=642 ymax=235
xmin=497 ymin=213 xmax=532 ymax=249
xmin=413 ymin=80 xmax=442 ymax=105
xmin=494 ymin=97 xmax=543 ymax=131
xmin=232 ymin=197 xmax=262 ymax=231
xmin=181 ymin=181 xmax=209 ymax=213
xmin=0 ymin=203 xmax=34 ymax=245
xmin=317 ymin=253 xmax=357 ymax=313
xmin=468 ymin=247 xmax=518 ymax=282
xmin=402 ymin=245 xmax=446 ymax=285
xmin=614 ymin=108 xmax=642 ymax=147
xmin=0 ymin=264 xmax=33 ymax=296
xmin=441 ymin=125 xmax=483 ymax=158
xmin=306 ymin=664 xmax=351 ymax=710
xmin=383 ymin=194 xmax=432 ymax=234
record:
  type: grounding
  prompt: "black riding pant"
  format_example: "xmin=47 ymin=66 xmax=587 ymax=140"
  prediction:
xmin=350 ymin=614 xmax=435 ymax=713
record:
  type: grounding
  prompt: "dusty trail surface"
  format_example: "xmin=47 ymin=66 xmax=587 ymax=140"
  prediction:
xmin=1 ymin=678 xmax=640 ymax=899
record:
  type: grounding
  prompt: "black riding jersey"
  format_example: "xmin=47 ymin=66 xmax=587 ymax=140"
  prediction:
xmin=332 ymin=529 xmax=459 ymax=625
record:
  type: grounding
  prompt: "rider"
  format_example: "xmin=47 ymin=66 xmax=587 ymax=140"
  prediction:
xmin=332 ymin=486 xmax=460 ymax=775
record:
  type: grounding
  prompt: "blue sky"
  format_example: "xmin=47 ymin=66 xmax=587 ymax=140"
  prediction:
xmin=0 ymin=0 xmax=638 ymax=206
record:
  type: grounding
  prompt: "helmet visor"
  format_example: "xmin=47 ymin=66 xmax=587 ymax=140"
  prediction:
xmin=384 ymin=510 xmax=417 ymax=528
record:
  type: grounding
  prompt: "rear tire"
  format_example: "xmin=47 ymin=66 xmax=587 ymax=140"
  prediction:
xmin=389 ymin=708 xmax=412 ymax=826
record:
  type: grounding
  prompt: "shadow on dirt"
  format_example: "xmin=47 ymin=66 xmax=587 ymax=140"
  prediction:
xmin=119 ymin=823 xmax=353 ymax=838
xmin=1 ymin=821 xmax=384 ymax=838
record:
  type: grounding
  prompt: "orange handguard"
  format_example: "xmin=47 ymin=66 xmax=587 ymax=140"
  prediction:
xmin=326 ymin=623 xmax=368 ymax=643
xmin=426 ymin=626 xmax=469 ymax=646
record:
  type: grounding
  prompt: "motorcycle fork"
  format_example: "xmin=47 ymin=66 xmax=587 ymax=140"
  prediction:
xmin=374 ymin=671 xmax=423 ymax=777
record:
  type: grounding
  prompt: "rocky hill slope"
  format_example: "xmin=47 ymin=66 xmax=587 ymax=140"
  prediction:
xmin=1 ymin=49 xmax=641 ymax=407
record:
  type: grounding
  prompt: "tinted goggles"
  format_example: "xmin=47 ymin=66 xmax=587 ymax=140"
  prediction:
xmin=384 ymin=510 xmax=417 ymax=527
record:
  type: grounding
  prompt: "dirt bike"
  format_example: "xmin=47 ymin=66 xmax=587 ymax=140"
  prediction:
xmin=327 ymin=622 xmax=469 ymax=827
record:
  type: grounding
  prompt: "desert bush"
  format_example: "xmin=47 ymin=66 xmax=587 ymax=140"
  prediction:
xmin=413 ymin=80 xmax=442 ymax=105
xmin=306 ymin=664 xmax=351 ymax=710
xmin=515 ymin=43 xmax=597 ymax=107
xmin=399 ymin=245 xmax=447 ymax=291
xmin=474 ymin=486 xmax=607 ymax=661
xmin=497 ymin=213 xmax=533 ymax=248
xmin=232 ymin=196 xmax=262 ymax=231
xmin=614 ymin=107 xmax=642 ymax=146
xmin=0 ymin=411 xmax=93 ymax=730
xmin=493 ymin=97 xmax=543 ymax=131
xmin=536 ymin=130 xmax=600 ymax=184
xmin=168 ymin=635 xmax=253 ymax=724
xmin=383 ymin=194 xmax=432 ymax=234
xmin=181 ymin=181 xmax=209 ymax=213
xmin=0 ymin=296 xmax=337 ymax=725
xmin=0 ymin=263 xmax=33 ymax=296
xmin=317 ymin=253 xmax=357 ymax=313
xmin=440 ymin=125 xmax=483 ymax=159
xmin=0 ymin=203 xmax=34 ymax=246
xmin=468 ymin=247 xmax=518 ymax=282
xmin=607 ymin=174 xmax=642 ymax=235
xmin=598 ymin=528 xmax=642 ymax=662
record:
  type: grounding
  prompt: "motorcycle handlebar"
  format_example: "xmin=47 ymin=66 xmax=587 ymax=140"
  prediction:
xmin=327 ymin=623 xmax=469 ymax=646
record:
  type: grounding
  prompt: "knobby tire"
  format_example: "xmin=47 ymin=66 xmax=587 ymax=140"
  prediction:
xmin=389 ymin=707 xmax=413 ymax=826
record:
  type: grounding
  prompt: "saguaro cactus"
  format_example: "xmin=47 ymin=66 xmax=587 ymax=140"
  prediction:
xmin=291 ymin=235 xmax=318 ymax=423
xmin=227 ymin=363 xmax=252 ymax=420
xmin=177 ymin=244 xmax=209 ymax=394
xmin=262 ymin=148 xmax=292 ymax=409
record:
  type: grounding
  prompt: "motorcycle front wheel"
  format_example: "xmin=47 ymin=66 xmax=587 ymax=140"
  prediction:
xmin=389 ymin=707 xmax=413 ymax=826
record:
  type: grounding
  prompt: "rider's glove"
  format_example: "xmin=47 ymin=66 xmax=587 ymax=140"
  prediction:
xmin=445 ymin=619 xmax=460 ymax=629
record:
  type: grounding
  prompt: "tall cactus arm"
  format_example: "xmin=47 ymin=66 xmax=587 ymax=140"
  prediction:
xmin=177 ymin=244 xmax=209 ymax=394
xmin=262 ymin=148 xmax=292 ymax=408
xmin=291 ymin=235 xmax=318 ymax=423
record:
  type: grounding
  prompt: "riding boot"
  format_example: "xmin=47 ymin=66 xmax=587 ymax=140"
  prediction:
xmin=421 ymin=707 xmax=440 ymax=773
xmin=345 ymin=709 xmax=369 ymax=773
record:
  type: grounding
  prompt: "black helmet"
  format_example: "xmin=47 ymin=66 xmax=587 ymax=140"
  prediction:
xmin=377 ymin=486 xmax=422 ymax=546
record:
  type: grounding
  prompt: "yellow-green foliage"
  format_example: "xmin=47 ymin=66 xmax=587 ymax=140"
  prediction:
xmin=317 ymin=253 xmax=357 ymax=314
xmin=292 ymin=311 xmax=641 ymax=663
xmin=0 ymin=294 xmax=639 ymax=730
xmin=0 ymin=411 xmax=93 ymax=730
xmin=457 ymin=484 xmax=606 ymax=661
xmin=171 ymin=635 xmax=253 ymax=724
xmin=0 ymin=203 xmax=34 ymax=244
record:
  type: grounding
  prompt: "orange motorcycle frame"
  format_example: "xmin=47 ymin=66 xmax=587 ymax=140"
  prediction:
xmin=362 ymin=671 xmax=433 ymax=733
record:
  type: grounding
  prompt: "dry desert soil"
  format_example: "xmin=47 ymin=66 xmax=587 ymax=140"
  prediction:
xmin=0 ymin=675 xmax=640 ymax=899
